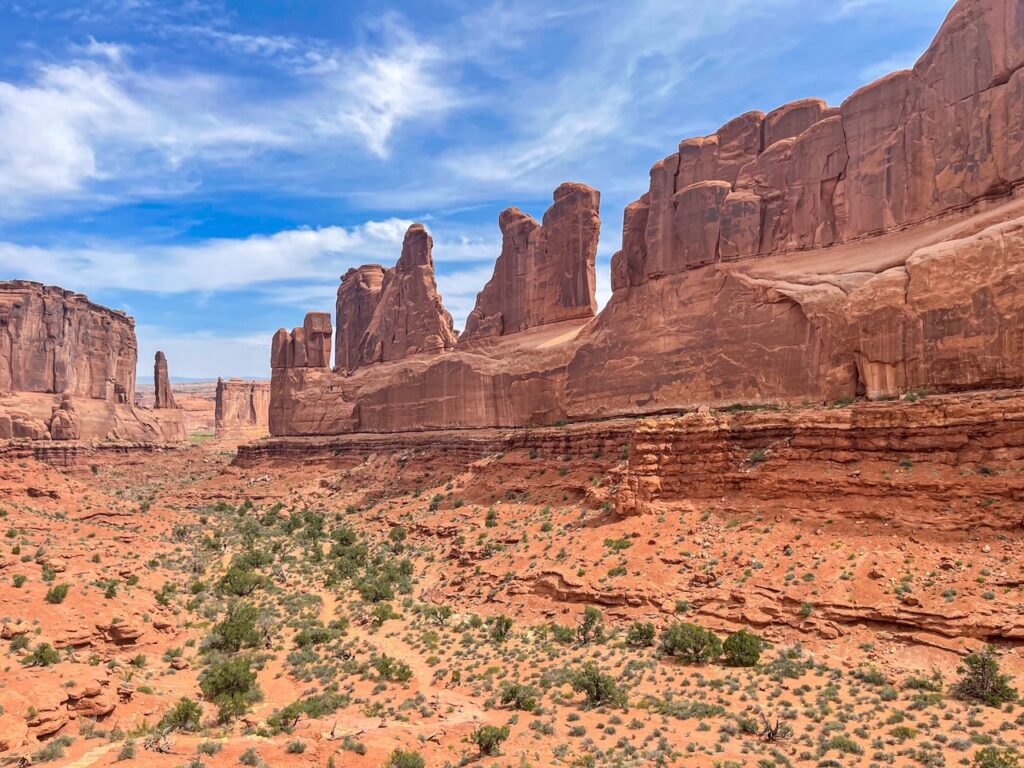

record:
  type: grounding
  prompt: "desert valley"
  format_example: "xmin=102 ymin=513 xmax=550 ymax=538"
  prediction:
xmin=1 ymin=0 xmax=1024 ymax=766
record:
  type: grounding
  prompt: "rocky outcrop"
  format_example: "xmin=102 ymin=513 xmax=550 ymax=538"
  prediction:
xmin=48 ymin=394 xmax=82 ymax=441
xmin=271 ymin=312 xmax=334 ymax=370
xmin=359 ymin=225 xmax=457 ymax=364
xmin=461 ymin=183 xmax=601 ymax=342
xmin=0 ymin=281 xmax=136 ymax=401
xmin=613 ymin=0 xmax=1024 ymax=283
xmin=0 ymin=282 xmax=185 ymax=443
xmin=336 ymin=265 xmax=386 ymax=374
xmin=215 ymin=378 xmax=270 ymax=439
xmin=153 ymin=351 xmax=177 ymax=409
xmin=267 ymin=0 xmax=1024 ymax=437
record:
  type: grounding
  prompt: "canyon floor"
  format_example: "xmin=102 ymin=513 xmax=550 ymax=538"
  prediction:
xmin=1 ymin=392 xmax=1023 ymax=768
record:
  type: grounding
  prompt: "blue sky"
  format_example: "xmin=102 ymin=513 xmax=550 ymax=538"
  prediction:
xmin=0 ymin=0 xmax=953 ymax=380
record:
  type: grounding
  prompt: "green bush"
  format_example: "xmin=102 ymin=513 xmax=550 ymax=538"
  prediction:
xmin=22 ymin=642 xmax=60 ymax=667
xmin=660 ymin=622 xmax=722 ymax=664
xmin=158 ymin=697 xmax=202 ymax=732
xmin=209 ymin=602 xmax=261 ymax=653
xmin=386 ymin=750 xmax=425 ymax=768
xmin=218 ymin=565 xmax=267 ymax=597
xmin=626 ymin=622 xmax=655 ymax=647
xmin=199 ymin=657 xmax=261 ymax=722
xmin=952 ymin=647 xmax=1018 ymax=707
xmin=569 ymin=661 xmax=626 ymax=707
xmin=490 ymin=615 xmax=513 ymax=643
xmin=974 ymin=747 xmax=1021 ymax=768
xmin=722 ymin=629 xmax=762 ymax=667
xmin=471 ymin=724 xmax=510 ymax=757
xmin=501 ymin=682 xmax=539 ymax=712
xmin=45 ymin=584 xmax=70 ymax=604
xmin=577 ymin=606 xmax=603 ymax=644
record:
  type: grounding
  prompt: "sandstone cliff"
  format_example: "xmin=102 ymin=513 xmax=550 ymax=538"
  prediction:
xmin=0 ymin=281 xmax=137 ymax=402
xmin=461 ymin=183 xmax=601 ymax=342
xmin=268 ymin=0 xmax=1024 ymax=437
xmin=0 ymin=282 xmax=185 ymax=443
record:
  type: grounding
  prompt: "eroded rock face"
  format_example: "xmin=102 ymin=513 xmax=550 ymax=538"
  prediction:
xmin=0 ymin=282 xmax=185 ymax=443
xmin=271 ymin=312 xmax=334 ymax=370
xmin=153 ymin=351 xmax=177 ymax=409
xmin=336 ymin=265 xmax=386 ymax=374
xmin=359 ymin=225 xmax=457 ymax=364
xmin=215 ymin=378 xmax=270 ymax=438
xmin=0 ymin=281 xmax=136 ymax=402
xmin=613 ymin=0 xmax=1024 ymax=287
xmin=268 ymin=0 xmax=1024 ymax=436
xmin=48 ymin=394 xmax=82 ymax=441
xmin=462 ymin=183 xmax=601 ymax=342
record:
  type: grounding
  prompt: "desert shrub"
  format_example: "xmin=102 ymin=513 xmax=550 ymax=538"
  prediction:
xmin=294 ymin=624 xmax=335 ymax=648
xmin=570 ymin=661 xmax=626 ymax=707
xmin=208 ymin=602 xmax=261 ymax=653
xmin=45 ymin=584 xmax=70 ymax=604
xmin=577 ymin=606 xmax=603 ymax=644
xmin=660 ymin=622 xmax=722 ymax=664
xmin=626 ymin=622 xmax=655 ymax=647
xmin=218 ymin=565 xmax=267 ymax=597
xmin=722 ymin=629 xmax=762 ymax=667
xmin=386 ymin=750 xmax=425 ymax=768
xmin=267 ymin=692 xmax=347 ymax=733
xmin=471 ymin=724 xmax=510 ymax=757
xmin=158 ymin=697 xmax=202 ymax=732
xmin=490 ymin=615 xmax=513 ymax=643
xmin=239 ymin=748 xmax=261 ymax=766
xmin=501 ymin=682 xmax=539 ymax=712
xmin=953 ymin=647 xmax=1018 ymax=707
xmin=373 ymin=654 xmax=413 ymax=683
xmin=22 ymin=642 xmax=60 ymax=667
xmin=199 ymin=657 xmax=261 ymax=722
xmin=974 ymin=747 xmax=1021 ymax=768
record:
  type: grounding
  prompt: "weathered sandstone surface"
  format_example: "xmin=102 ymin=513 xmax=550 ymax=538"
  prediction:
xmin=335 ymin=265 xmax=386 ymax=374
xmin=461 ymin=183 xmax=601 ymax=342
xmin=270 ymin=0 xmax=1024 ymax=437
xmin=0 ymin=282 xmax=185 ymax=443
xmin=215 ymin=377 xmax=270 ymax=439
xmin=153 ymin=351 xmax=177 ymax=409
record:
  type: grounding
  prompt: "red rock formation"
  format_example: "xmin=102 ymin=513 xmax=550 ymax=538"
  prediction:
xmin=462 ymin=183 xmax=601 ymax=342
xmin=271 ymin=312 xmax=334 ymax=370
xmin=336 ymin=265 xmax=386 ymax=374
xmin=215 ymin=378 xmax=270 ymax=439
xmin=153 ymin=351 xmax=177 ymax=409
xmin=267 ymin=0 xmax=1024 ymax=437
xmin=359 ymin=225 xmax=457 ymax=364
xmin=0 ymin=282 xmax=185 ymax=443
xmin=0 ymin=281 xmax=136 ymax=402
xmin=48 ymin=394 xmax=82 ymax=441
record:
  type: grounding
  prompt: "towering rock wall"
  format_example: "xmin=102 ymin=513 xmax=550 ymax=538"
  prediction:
xmin=335 ymin=266 xmax=386 ymax=374
xmin=215 ymin=378 xmax=270 ymax=439
xmin=0 ymin=281 xmax=137 ymax=402
xmin=462 ymin=183 xmax=601 ymax=342
xmin=153 ymin=351 xmax=177 ymax=409
xmin=268 ymin=0 xmax=1024 ymax=437
xmin=0 ymin=282 xmax=184 ymax=442
xmin=611 ymin=0 xmax=1024 ymax=286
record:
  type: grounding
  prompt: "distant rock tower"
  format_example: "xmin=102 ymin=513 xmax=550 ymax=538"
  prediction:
xmin=153 ymin=351 xmax=178 ymax=409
